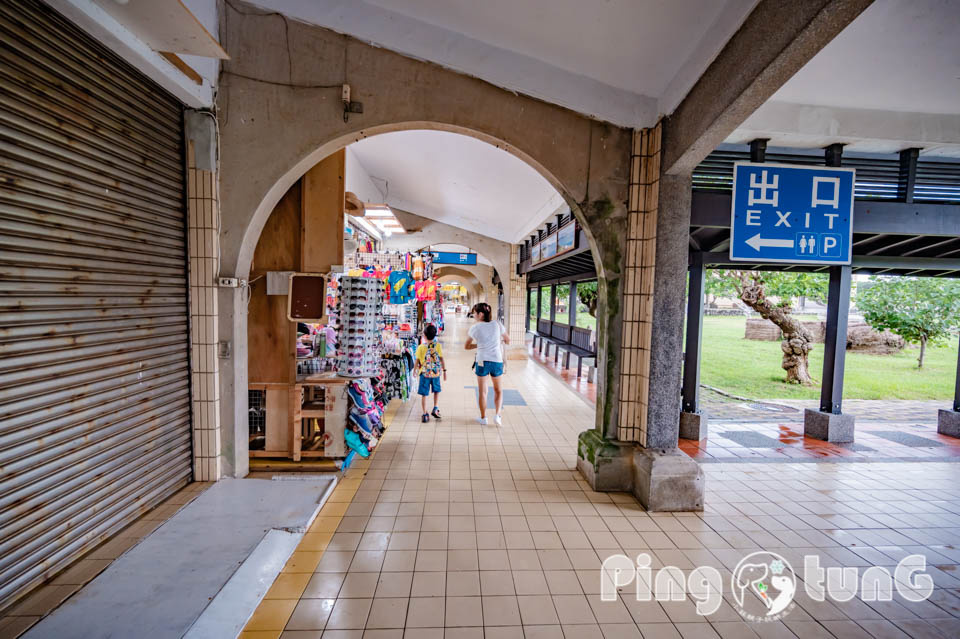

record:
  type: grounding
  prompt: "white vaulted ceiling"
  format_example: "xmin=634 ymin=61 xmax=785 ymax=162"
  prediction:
xmin=346 ymin=130 xmax=565 ymax=243
xmin=728 ymin=0 xmax=960 ymax=157
xmin=245 ymin=0 xmax=759 ymax=127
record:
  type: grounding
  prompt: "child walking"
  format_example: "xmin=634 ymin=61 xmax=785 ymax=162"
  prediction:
xmin=415 ymin=324 xmax=447 ymax=423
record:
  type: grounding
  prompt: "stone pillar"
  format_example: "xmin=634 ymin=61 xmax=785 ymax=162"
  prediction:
xmin=219 ymin=287 xmax=249 ymax=478
xmin=575 ymin=125 xmax=703 ymax=511
xmin=185 ymin=110 xmax=222 ymax=482
xmin=506 ymin=245 xmax=528 ymax=357
xmin=635 ymin=169 xmax=703 ymax=512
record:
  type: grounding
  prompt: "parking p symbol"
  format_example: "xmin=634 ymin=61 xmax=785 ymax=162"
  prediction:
xmin=820 ymin=234 xmax=842 ymax=258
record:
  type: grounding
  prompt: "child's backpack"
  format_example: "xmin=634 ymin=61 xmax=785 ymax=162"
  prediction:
xmin=423 ymin=341 xmax=442 ymax=378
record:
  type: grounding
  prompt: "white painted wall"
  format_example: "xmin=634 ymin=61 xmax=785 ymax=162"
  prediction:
xmin=345 ymin=147 xmax=386 ymax=204
xmin=347 ymin=130 xmax=563 ymax=243
xmin=246 ymin=0 xmax=759 ymax=126
xmin=730 ymin=0 xmax=960 ymax=157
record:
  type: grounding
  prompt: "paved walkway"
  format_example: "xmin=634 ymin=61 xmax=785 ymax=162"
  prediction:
xmin=238 ymin=316 xmax=960 ymax=638
xmin=702 ymin=396 xmax=949 ymax=424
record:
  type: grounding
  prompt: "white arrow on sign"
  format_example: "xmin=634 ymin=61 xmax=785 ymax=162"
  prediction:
xmin=745 ymin=233 xmax=794 ymax=252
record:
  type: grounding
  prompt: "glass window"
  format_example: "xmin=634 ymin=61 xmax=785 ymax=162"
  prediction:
xmin=539 ymin=286 xmax=551 ymax=319
xmin=575 ymin=281 xmax=597 ymax=330
xmin=528 ymin=288 xmax=538 ymax=322
xmin=555 ymin=284 xmax=571 ymax=324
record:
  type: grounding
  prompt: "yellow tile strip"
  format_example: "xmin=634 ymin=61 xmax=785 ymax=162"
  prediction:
xmin=238 ymin=400 xmax=400 ymax=637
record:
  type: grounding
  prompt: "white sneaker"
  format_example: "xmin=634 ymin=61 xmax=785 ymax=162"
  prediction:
xmin=494 ymin=414 xmax=502 ymax=426
xmin=477 ymin=417 xmax=488 ymax=425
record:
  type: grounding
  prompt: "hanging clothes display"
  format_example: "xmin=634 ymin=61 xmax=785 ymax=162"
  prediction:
xmin=411 ymin=254 xmax=425 ymax=280
xmin=388 ymin=269 xmax=416 ymax=304
xmin=415 ymin=279 xmax=437 ymax=301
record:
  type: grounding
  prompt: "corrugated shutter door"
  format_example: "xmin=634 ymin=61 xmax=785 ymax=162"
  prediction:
xmin=0 ymin=0 xmax=192 ymax=607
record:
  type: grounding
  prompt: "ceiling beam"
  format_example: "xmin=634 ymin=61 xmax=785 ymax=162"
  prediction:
xmin=690 ymin=192 xmax=960 ymax=237
xmin=662 ymin=0 xmax=873 ymax=176
xmin=699 ymin=252 xmax=960 ymax=273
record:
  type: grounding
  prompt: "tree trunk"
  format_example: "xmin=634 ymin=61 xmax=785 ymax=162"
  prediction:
xmin=737 ymin=275 xmax=814 ymax=385
xmin=918 ymin=336 xmax=926 ymax=369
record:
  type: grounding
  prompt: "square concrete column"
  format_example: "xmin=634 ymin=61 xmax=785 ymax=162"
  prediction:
xmin=637 ymin=172 xmax=704 ymax=510
xmin=804 ymin=265 xmax=855 ymax=442
xmin=938 ymin=334 xmax=960 ymax=438
xmin=680 ymin=251 xmax=707 ymax=441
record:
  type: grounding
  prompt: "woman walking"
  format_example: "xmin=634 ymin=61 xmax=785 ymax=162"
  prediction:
xmin=464 ymin=302 xmax=510 ymax=425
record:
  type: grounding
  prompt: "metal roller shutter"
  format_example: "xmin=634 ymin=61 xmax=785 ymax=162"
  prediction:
xmin=0 ymin=0 xmax=192 ymax=608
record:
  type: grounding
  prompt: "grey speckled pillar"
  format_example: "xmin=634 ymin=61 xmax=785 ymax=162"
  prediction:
xmin=645 ymin=173 xmax=692 ymax=450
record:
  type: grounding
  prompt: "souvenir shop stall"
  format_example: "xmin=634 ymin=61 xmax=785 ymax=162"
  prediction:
xmin=248 ymin=246 xmax=445 ymax=469
xmin=247 ymin=154 xmax=455 ymax=469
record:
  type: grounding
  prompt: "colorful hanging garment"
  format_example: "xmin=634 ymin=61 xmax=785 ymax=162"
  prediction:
xmin=388 ymin=270 xmax=416 ymax=304
xmin=415 ymin=279 xmax=437 ymax=301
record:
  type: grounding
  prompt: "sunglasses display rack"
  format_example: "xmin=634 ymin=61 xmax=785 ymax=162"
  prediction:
xmin=337 ymin=276 xmax=384 ymax=378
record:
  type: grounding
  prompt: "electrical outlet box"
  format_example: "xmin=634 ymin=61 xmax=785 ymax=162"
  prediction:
xmin=267 ymin=271 xmax=295 ymax=295
xmin=341 ymin=84 xmax=351 ymax=103
xmin=218 ymin=277 xmax=239 ymax=287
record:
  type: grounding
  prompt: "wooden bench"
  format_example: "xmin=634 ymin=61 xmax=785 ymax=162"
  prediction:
xmin=557 ymin=326 xmax=596 ymax=379
xmin=530 ymin=322 xmax=597 ymax=379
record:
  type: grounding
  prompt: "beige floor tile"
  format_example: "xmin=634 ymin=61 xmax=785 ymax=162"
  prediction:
xmin=302 ymin=572 xmax=346 ymax=599
xmin=553 ymin=594 xmax=597 ymax=625
xmin=6 ymin=585 xmax=79 ymax=618
xmin=445 ymin=571 xmax=480 ymax=596
xmin=325 ymin=598 xmax=372 ymax=630
xmin=365 ymin=598 xmax=408 ymax=629
xmin=315 ymin=552 xmax=355 ymax=573
xmin=517 ymin=595 xmax=559 ymax=625
xmin=340 ymin=573 xmax=380 ymax=598
xmin=405 ymin=597 xmax=445 ymax=627
xmin=444 ymin=596 xmax=483 ymax=627
xmin=480 ymin=595 xmax=521 ymax=626
xmin=375 ymin=572 xmax=413 ymax=598
xmin=410 ymin=572 xmax=445 ymax=597
xmin=284 ymin=598 xmax=335 ymax=631
xmin=50 ymin=560 xmax=112 ymax=586
xmin=0 ymin=616 xmax=40 ymax=639
xmin=382 ymin=551 xmax=417 ymax=572
xmin=560 ymin=624 xmax=603 ymax=639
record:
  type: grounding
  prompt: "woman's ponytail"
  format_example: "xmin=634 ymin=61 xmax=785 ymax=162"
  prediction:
xmin=472 ymin=303 xmax=492 ymax=322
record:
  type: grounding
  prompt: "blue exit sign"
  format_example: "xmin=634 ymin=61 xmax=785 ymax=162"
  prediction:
xmin=730 ymin=162 xmax=855 ymax=265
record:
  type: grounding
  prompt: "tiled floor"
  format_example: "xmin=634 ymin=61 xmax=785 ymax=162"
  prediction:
xmin=681 ymin=421 xmax=960 ymax=463
xmin=241 ymin=317 xmax=960 ymax=638
xmin=523 ymin=337 xmax=959 ymax=463
xmin=523 ymin=339 xmax=597 ymax=405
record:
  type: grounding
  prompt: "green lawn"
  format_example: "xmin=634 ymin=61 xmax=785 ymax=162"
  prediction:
xmin=700 ymin=316 xmax=957 ymax=400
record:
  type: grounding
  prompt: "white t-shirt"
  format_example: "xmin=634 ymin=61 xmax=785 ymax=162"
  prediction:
xmin=469 ymin=321 xmax=506 ymax=365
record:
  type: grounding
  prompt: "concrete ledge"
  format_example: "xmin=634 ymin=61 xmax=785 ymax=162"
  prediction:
xmin=633 ymin=448 xmax=704 ymax=512
xmin=938 ymin=410 xmax=960 ymax=438
xmin=576 ymin=430 xmax=633 ymax=493
xmin=804 ymin=409 xmax=855 ymax=442
xmin=679 ymin=411 xmax=708 ymax=441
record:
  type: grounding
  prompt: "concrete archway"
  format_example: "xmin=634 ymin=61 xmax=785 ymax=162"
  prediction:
xmin=435 ymin=266 xmax=495 ymax=311
xmin=217 ymin=4 xmax=631 ymax=476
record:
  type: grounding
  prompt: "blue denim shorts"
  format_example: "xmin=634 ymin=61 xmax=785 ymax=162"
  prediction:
xmin=418 ymin=375 xmax=442 ymax=395
xmin=475 ymin=361 xmax=504 ymax=377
